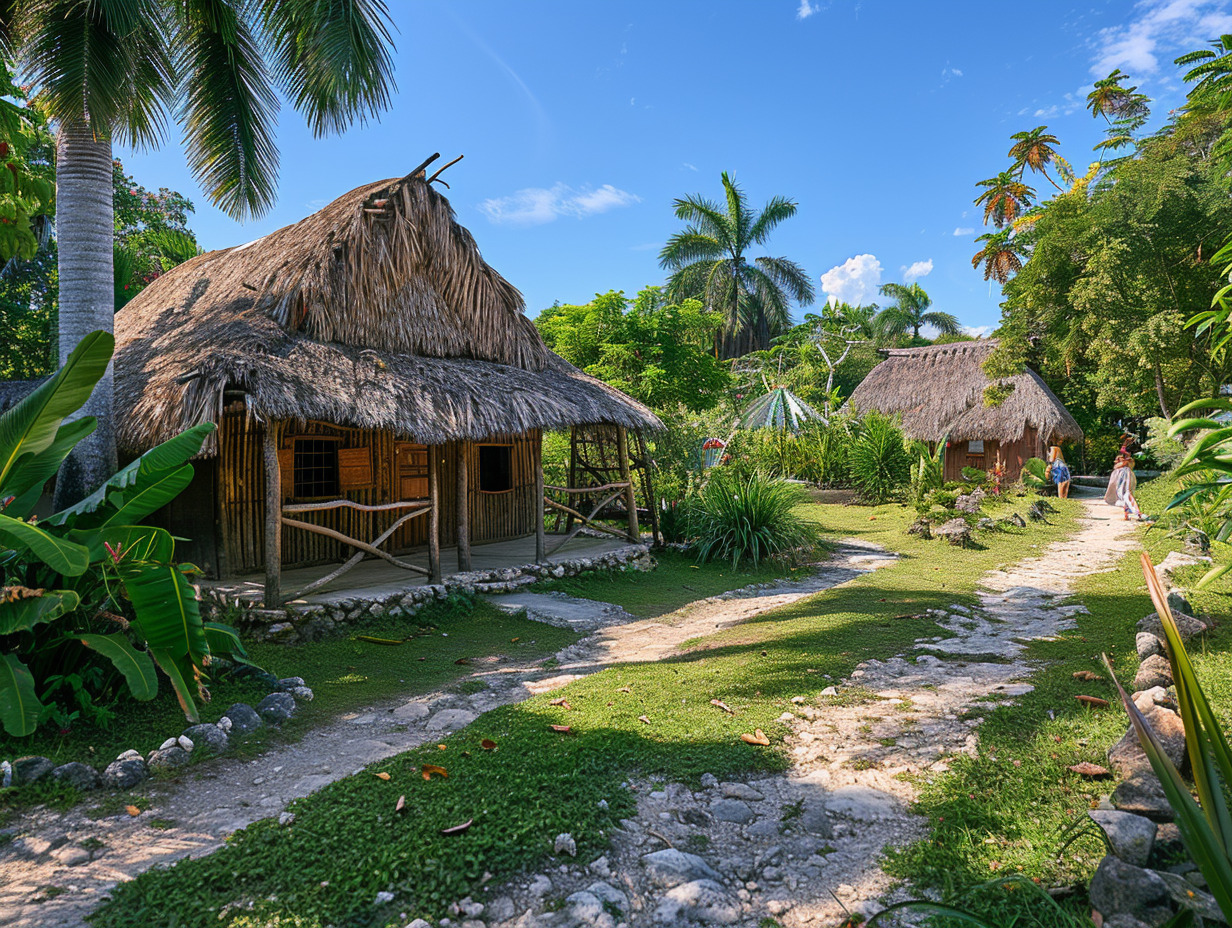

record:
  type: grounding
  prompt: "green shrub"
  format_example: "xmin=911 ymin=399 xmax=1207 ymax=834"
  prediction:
xmin=908 ymin=438 xmax=944 ymax=507
xmin=692 ymin=470 xmax=819 ymax=568
xmin=926 ymin=489 xmax=958 ymax=510
xmin=1142 ymin=416 xmax=1186 ymax=472
xmin=960 ymin=466 xmax=988 ymax=485
xmin=1020 ymin=457 xmax=1048 ymax=491
xmin=849 ymin=413 xmax=912 ymax=503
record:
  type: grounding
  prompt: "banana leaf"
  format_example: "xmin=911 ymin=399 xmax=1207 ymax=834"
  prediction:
xmin=70 ymin=524 xmax=177 ymax=565
xmin=0 ymin=588 xmax=79 ymax=635
xmin=150 ymin=646 xmax=201 ymax=723
xmin=123 ymin=562 xmax=209 ymax=666
xmin=0 ymin=331 xmax=112 ymax=489
xmin=203 ymin=621 xmax=249 ymax=661
xmin=0 ymin=417 xmax=95 ymax=518
xmin=78 ymin=633 xmax=158 ymax=701
xmin=0 ymin=652 xmax=42 ymax=736
xmin=0 ymin=512 xmax=90 ymax=576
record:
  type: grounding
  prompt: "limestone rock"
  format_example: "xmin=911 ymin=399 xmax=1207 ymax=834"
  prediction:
xmin=934 ymin=518 xmax=973 ymax=547
xmin=391 ymin=701 xmax=430 ymax=721
xmin=907 ymin=518 xmax=932 ymax=539
xmin=1089 ymin=855 xmax=1170 ymax=923
xmin=720 ymin=782 xmax=764 ymax=801
xmin=586 ymin=880 xmax=628 ymax=912
xmin=222 ymin=703 xmax=262 ymax=734
xmin=1112 ymin=773 xmax=1174 ymax=821
xmin=1133 ymin=654 xmax=1173 ymax=691
xmin=1156 ymin=551 xmax=1209 ymax=583
xmin=653 ymin=879 xmax=741 ymax=925
xmin=1135 ymin=633 xmax=1164 ymax=661
xmin=425 ymin=708 xmax=477 ymax=732
xmin=825 ymin=785 xmax=899 ymax=822
xmin=1109 ymin=705 xmax=1186 ymax=776
xmin=11 ymin=755 xmax=54 ymax=785
xmin=51 ymin=845 xmax=91 ymax=867
xmin=101 ymin=758 xmax=149 ymax=790
xmin=1138 ymin=610 xmax=1207 ymax=642
xmin=50 ymin=761 xmax=101 ymax=791
xmin=1165 ymin=589 xmax=1192 ymax=616
xmin=710 ymin=798 xmax=754 ymax=824
xmin=641 ymin=848 xmax=722 ymax=888
xmin=1089 ymin=810 xmax=1156 ymax=867
xmin=257 ymin=692 xmax=296 ymax=723
xmin=275 ymin=676 xmax=306 ymax=691
xmin=554 ymin=832 xmax=577 ymax=857
xmin=182 ymin=723 xmax=229 ymax=756
xmin=147 ymin=746 xmax=191 ymax=769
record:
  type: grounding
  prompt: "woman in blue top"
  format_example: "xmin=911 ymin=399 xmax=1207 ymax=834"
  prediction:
xmin=1048 ymin=446 xmax=1071 ymax=499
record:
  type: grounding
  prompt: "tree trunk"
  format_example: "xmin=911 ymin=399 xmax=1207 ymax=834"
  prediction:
xmin=53 ymin=118 xmax=116 ymax=508
xmin=1154 ymin=361 xmax=1171 ymax=419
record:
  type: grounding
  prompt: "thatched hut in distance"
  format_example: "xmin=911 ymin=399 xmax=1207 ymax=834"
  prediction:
xmin=846 ymin=341 xmax=1082 ymax=481
xmin=113 ymin=159 xmax=660 ymax=605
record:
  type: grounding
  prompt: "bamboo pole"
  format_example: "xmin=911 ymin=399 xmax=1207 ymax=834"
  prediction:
xmin=281 ymin=515 xmax=430 ymax=572
xmin=456 ymin=442 xmax=471 ymax=572
xmin=617 ymin=427 xmax=639 ymax=543
xmin=262 ymin=422 xmax=282 ymax=606
xmin=535 ymin=431 xmax=546 ymax=563
xmin=428 ymin=445 xmax=441 ymax=583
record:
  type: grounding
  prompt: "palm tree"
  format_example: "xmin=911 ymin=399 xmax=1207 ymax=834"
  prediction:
xmin=874 ymin=283 xmax=960 ymax=341
xmin=659 ymin=172 xmax=814 ymax=359
xmin=973 ymin=171 xmax=1035 ymax=228
xmin=10 ymin=1 xmax=396 ymax=505
xmin=1008 ymin=125 xmax=1065 ymax=191
xmin=971 ymin=230 xmax=1026 ymax=284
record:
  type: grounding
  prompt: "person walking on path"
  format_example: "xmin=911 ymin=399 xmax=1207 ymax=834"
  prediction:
xmin=1105 ymin=451 xmax=1142 ymax=520
xmin=1047 ymin=445 xmax=1072 ymax=499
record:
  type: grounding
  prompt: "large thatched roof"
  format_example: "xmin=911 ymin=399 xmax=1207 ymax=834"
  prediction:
xmin=113 ymin=167 xmax=660 ymax=455
xmin=846 ymin=341 xmax=1083 ymax=444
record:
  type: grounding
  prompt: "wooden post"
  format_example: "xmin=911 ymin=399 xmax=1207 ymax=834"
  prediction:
xmin=535 ymin=430 xmax=546 ymax=562
xmin=262 ymin=422 xmax=282 ymax=606
xmin=617 ymin=427 xmax=639 ymax=543
xmin=428 ymin=445 xmax=441 ymax=583
xmin=456 ymin=442 xmax=471 ymax=572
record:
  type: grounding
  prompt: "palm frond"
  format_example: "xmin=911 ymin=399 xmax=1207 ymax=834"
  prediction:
xmin=754 ymin=255 xmax=815 ymax=305
xmin=922 ymin=310 xmax=961 ymax=335
xmin=748 ymin=195 xmax=798 ymax=245
xmin=720 ymin=171 xmax=750 ymax=251
xmin=659 ymin=229 xmax=724 ymax=270
xmin=670 ymin=194 xmax=730 ymax=242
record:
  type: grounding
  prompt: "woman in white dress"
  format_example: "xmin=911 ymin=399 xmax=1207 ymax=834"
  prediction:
xmin=1105 ymin=452 xmax=1141 ymax=521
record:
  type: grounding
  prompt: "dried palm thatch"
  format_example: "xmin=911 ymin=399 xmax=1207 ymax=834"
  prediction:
xmin=112 ymin=167 xmax=660 ymax=455
xmin=846 ymin=341 xmax=1082 ymax=444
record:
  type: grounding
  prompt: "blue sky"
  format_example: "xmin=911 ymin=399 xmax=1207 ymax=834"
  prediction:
xmin=120 ymin=0 xmax=1232 ymax=335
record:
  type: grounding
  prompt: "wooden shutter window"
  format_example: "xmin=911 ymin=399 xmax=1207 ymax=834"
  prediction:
xmin=277 ymin=447 xmax=295 ymax=501
xmin=338 ymin=446 xmax=374 ymax=491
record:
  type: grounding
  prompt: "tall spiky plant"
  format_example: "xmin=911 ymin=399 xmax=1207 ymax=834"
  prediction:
xmin=659 ymin=172 xmax=814 ymax=359
xmin=8 ymin=0 xmax=397 ymax=505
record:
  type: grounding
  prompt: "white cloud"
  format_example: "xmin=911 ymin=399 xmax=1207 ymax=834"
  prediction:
xmin=480 ymin=183 xmax=640 ymax=225
xmin=902 ymin=259 xmax=934 ymax=282
xmin=1091 ymin=0 xmax=1232 ymax=76
xmin=682 ymin=162 xmax=698 ymax=171
xmin=796 ymin=0 xmax=818 ymax=19
xmin=962 ymin=324 xmax=995 ymax=338
xmin=820 ymin=254 xmax=882 ymax=306
xmin=953 ymin=227 xmax=975 ymax=236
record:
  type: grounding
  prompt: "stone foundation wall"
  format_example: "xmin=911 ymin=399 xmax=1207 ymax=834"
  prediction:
xmin=201 ymin=544 xmax=655 ymax=643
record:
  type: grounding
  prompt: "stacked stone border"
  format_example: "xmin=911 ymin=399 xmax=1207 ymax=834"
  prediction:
xmin=202 ymin=543 xmax=655 ymax=644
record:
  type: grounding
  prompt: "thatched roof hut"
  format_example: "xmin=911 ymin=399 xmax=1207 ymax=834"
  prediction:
xmin=114 ymin=170 xmax=659 ymax=457
xmin=847 ymin=340 xmax=1082 ymax=481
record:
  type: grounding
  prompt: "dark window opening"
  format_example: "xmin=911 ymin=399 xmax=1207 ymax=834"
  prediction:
xmin=294 ymin=439 xmax=339 ymax=498
xmin=478 ymin=444 xmax=513 ymax=493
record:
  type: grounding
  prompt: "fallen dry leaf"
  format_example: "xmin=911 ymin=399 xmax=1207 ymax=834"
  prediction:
xmin=638 ymin=715 xmax=651 ymax=724
xmin=438 ymin=744 xmax=448 ymax=750
xmin=125 ymin=805 xmax=141 ymax=817
xmin=510 ymin=637 xmax=520 ymax=642
xmin=454 ymin=657 xmax=470 ymax=665
xmin=549 ymin=697 xmax=573 ymax=710
xmin=374 ymin=771 xmax=391 ymax=781
xmin=550 ymin=724 xmax=571 ymax=733
xmin=395 ymin=795 xmax=406 ymax=813
xmin=1068 ymin=762 xmax=1110 ymax=778
xmin=616 ymin=686 xmax=632 ymax=693
xmin=440 ymin=819 xmax=473 ymax=836
xmin=741 ymin=729 xmax=771 ymax=746
xmin=481 ymin=739 xmax=497 ymax=751
xmin=1072 ymin=670 xmax=1103 ymax=682
xmin=1075 ymin=695 xmax=1109 ymax=708
xmin=710 ymin=699 xmax=734 ymax=714
xmin=989 ymin=861 xmax=1001 ymax=871
xmin=422 ymin=764 xmax=448 ymax=781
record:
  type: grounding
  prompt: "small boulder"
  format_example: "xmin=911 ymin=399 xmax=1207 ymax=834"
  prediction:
xmin=275 ymin=676 xmax=306 ymax=691
xmin=1112 ymin=772 xmax=1174 ymax=821
xmin=653 ymin=879 xmax=741 ymax=925
xmin=1165 ymin=589 xmax=1193 ymax=616
xmin=1153 ymin=868 xmax=1225 ymax=923
xmin=182 ymin=723 xmax=230 ymax=756
xmin=1089 ymin=855 xmax=1170 ymax=923
xmin=101 ymin=758 xmax=149 ymax=790
xmin=1155 ymin=551 xmax=1209 ymax=582
xmin=1138 ymin=610 xmax=1208 ymax=642
xmin=1135 ymin=633 xmax=1164 ymax=661
xmin=222 ymin=703 xmax=263 ymax=734
xmin=906 ymin=518 xmax=932 ymax=539
xmin=710 ymin=798 xmax=754 ymax=824
xmin=147 ymin=746 xmax=191 ymax=770
xmin=11 ymin=755 xmax=54 ymax=785
xmin=50 ymin=762 xmax=101 ymax=791
xmin=1089 ymin=810 xmax=1156 ymax=867
xmin=554 ymin=832 xmax=577 ymax=857
xmin=641 ymin=848 xmax=722 ymax=888
xmin=1133 ymin=654 xmax=1173 ymax=691
xmin=720 ymin=782 xmax=764 ymax=801
xmin=257 ymin=692 xmax=296 ymax=724
xmin=425 ymin=708 xmax=477 ymax=732
xmin=291 ymin=686 xmax=314 ymax=702
xmin=934 ymin=518 xmax=973 ymax=547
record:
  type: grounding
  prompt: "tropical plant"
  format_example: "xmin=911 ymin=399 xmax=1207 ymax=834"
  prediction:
xmin=909 ymin=438 xmax=945 ymax=507
xmin=1020 ymin=456 xmax=1048 ymax=490
xmin=1008 ymin=125 xmax=1067 ymax=191
xmin=971 ymin=229 xmax=1026 ymax=284
xmin=0 ymin=331 xmax=247 ymax=736
xmin=10 ymin=1 xmax=396 ymax=505
xmin=1103 ymin=554 xmax=1232 ymax=921
xmin=691 ymin=469 xmax=818 ymax=568
xmin=973 ymin=170 xmax=1036 ymax=228
xmin=849 ymin=412 xmax=912 ymax=503
xmin=659 ymin=171 xmax=814 ymax=358
xmin=874 ymin=282 xmax=960 ymax=342
xmin=1143 ymin=416 xmax=1187 ymax=471
xmin=1166 ymin=395 xmax=1232 ymax=587
xmin=0 ymin=58 xmax=54 ymax=264
xmin=1177 ymin=34 xmax=1232 ymax=180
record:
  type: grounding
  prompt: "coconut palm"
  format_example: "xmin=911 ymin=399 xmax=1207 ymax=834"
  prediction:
xmin=659 ymin=172 xmax=814 ymax=359
xmin=9 ymin=1 xmax=396 ymax=504
xmin=1008 ymin=125 xmax=1066 ymax=191
xmin=874 ymin=282 xmax=959 ymax=341
xmin=973 ymin=170 xmax=1035 ymax=228
xmin=971 ymin=230 xmax=1026 ymax=284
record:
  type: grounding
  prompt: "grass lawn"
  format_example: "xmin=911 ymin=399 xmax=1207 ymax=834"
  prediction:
xmin=88 ymin=493 xmax=1080 ymax=928
xmin=533 ymin=547 xmax=797 ymax=618
xmin=884 ymin=478 xmax=1232 ymax=925
xmin=0 ymin=600 xmax=577 ymax=817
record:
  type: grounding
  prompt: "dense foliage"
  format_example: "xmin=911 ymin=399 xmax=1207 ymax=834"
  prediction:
xmin=688 ymin=469 xmax=819 ymax=568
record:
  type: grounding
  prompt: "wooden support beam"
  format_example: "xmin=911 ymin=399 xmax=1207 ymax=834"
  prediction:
xmin=618 ymin=427 xmax=640 ymax=543
xmin=262 ymin=422 xmax=282 ymax=607
xmin=281 ymin=515 xmax=430 ymax=573
xmin=428 ymin=445 xmax=441 ymax=583
xmin=535 ymin=431 xmax=546 ymax=563
xmin=456 ymin=442 xmax=471 ymax=572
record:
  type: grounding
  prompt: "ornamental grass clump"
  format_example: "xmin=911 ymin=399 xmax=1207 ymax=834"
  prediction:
xmin=849 ymin=412 xmax=912 ymax=504
xmin=692 ymin=470 xmax=818 ymax=568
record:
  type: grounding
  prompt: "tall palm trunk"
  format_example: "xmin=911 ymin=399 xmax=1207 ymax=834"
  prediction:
xmin=52 ymin=119 xmax=116 ymax=508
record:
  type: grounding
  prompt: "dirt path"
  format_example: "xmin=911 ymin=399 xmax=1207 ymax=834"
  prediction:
xmin=477 ymin=493 xmax=1140 ymax=928
xmin=0 ymin=543 xmax=893 ymax=928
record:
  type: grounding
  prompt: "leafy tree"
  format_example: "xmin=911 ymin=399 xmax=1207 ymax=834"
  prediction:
xmin=659 ymin=171 xmax=814 ymax=359
xmin=537 ymin=287 xmax=730 ymax=413
xmin=0 ymin=58 xmax=53 ymax=263
xmin=874 ymin=282 xmax=960 ymax=341
xmin=10 ymin=0 xmax=397 ymax=505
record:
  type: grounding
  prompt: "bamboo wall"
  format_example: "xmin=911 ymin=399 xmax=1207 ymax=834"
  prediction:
xmin=942 ymin=427 xmax=1045 ymax=483
xmin=212 ymin=413 xmax=540 ymax=577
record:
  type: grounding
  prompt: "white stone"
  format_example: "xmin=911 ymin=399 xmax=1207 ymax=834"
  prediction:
xmin=554 ymin=833 xmax=577 ymax=857
xmin=176 ymin=735 xmax=194 ymax=752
